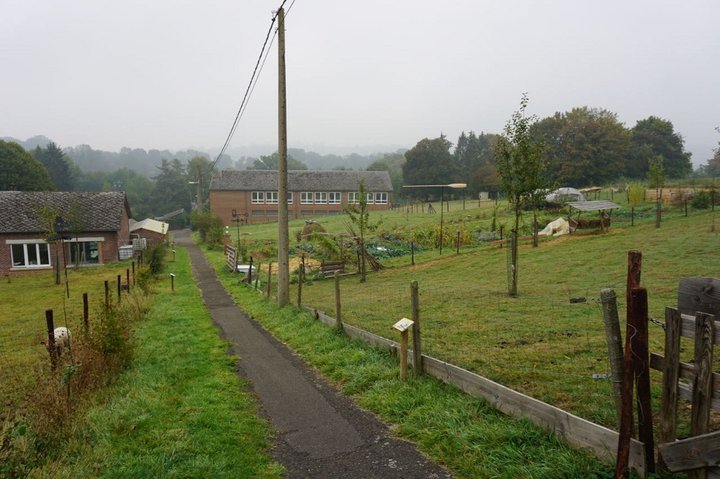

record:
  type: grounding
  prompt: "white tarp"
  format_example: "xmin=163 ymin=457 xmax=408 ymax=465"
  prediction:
xmin=538 ymin=217 xmax=570 ymax=236
xmin=545 ymin=187 xmax=586 ymax=203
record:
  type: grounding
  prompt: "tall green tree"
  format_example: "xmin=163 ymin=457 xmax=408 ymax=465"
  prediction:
xmin=367 ymin=152 xmax=405 ymax=199
xmin=706 ymin=127 xmax=720 ymax=177
xmin=532 ymin=107 xmax=630 ymax=186
xmin=402 ymin=136 xmax=455 ymax=197
xmin=647 ymin=155 xmax=665 ymax=228
xmin=151 ymin=159 xmax=192 ymax=225
xmin=33 ymin=142 xmax=75 ymax=190
xmin=627 ymin=116 xmax=692 ymax=179
xmin=494 ymin=94 xmax=548 ymax=297
xmin=247 ymin=152 xmax=307 ymax=170
xmin=455 ymin=131 xmax=499 ymax=196
xmin=0 ymin=140 xmax=54 ymax=191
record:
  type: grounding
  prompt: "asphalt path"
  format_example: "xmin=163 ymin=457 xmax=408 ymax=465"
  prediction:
xmin=175 ymin=230 xmax=451 ymax=478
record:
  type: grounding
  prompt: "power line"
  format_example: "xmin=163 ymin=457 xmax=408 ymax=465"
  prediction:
xmin=211 ymin=1 xmax=289 ymax=171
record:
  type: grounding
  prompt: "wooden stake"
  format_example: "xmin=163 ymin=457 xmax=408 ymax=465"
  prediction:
xmin=45 ymin=309 xmax=57 ymax=370
xmin=630 ymin=287 xmax=655 ymax=473
xmin=411 ymin=281 xmax=422 ymax=376
xmin=132 ymin=261 xmax=135 ymax=285
xmin=400 ymin=329 xmax=409 ymax=381
xmin=660 ymin=307 xmax=682 ymax=444
xmin=83 ymin=292 xmax=89 ymax=332
xmin=126 ymin=268 xmax=130 ymax=294
xmin=334 ymin=271 xmax=342 ymax=332
xmin=170 ymin=273 xmax=175 ymax=292
xmin=600 ymin=288 xmax=624 ymax=427
xmin=266 ymin=262 xmax=272 ymax=298
xmin=104 ymin=280 xmax=109 ymax=309
xmin=117 ymin=274 xmax=121 ymax=303
xmin=297 ymin=255 xmax=304 ymax=307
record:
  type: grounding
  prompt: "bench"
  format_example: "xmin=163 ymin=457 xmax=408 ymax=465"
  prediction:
xmin=320 ymin=260 xmax=345 ymax=278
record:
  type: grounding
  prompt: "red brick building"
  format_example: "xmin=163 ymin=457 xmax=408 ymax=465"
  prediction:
xmin=130 ymin=218 xmax=169 ymax=246
xmin=0 ymin=191 xmax=131 ymax=276
xmin=210 ymin=170 xmax=394 ymax=225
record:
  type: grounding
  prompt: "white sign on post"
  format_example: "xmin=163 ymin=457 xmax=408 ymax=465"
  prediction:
xmin=392 ymin=317 xmax=414 ymax=332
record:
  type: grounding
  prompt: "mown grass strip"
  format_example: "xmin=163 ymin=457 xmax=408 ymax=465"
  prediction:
xmin=201 ymin=244 xmax=648 ymax=479
xmin=42 ymin=248 xmax=282 ymax=478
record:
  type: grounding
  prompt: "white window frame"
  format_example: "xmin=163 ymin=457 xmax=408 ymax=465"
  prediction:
xmin=328 ymin=192 xmax=341 ymax=204
xmin=314 ymin=192 xmax=327 ymax=204
xmin=348 ymin=192 xmax=359 ymax=204
xmin=366 ymin=193 xmax=375 ymax=204
xmin=287 ymin=192 xmax=293 ymax=204
xmin=301 ymin=192 xmax=313 ymax=204
xmin=266 ymin=191 xmax=278 ymax=204
xmin=375 ymin=192 xmax=388 ymax=204
xmin=9 ymin=241 xmax=51 ymax=269
xmin=251 ymin=191 xmax=265 ymax=204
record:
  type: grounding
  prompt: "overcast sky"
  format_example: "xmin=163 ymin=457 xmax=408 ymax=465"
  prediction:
xmin=1 ymin=0 xmax=718 ymax=165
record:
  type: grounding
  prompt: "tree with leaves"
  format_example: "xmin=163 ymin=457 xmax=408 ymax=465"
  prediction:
xmin=344 ymin=179 xmax=380 ymax=283
xmin=455 ymin=131 xmax=499 ymax=196
xmin=0 ymin=140 xmax=54 ymax=191
xmin=367 ymin=152 xmax=405 ymax=199
xmin=494 ymin=94 xmax=547 ymax=297
xmin=647 ymin=155 xmax=665 ymax=228
xmin=402 ymin=136 xmax=455 ymax=197
xmin=706 ymin=127 xmax=720 ymax=177
xmin=33 ymin=142 xmax=76 ymax=190
xmin=628 ymin=116 xmax=692 ymax=179
xmin=247 ymin=152 xmax=307 ymax=171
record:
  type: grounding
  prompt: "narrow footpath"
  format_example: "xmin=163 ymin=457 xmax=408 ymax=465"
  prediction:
xmin=175 ymin=231 xmax=450 ymax=479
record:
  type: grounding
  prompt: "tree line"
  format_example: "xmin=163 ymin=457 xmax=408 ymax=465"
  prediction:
xmin=379 ymin=107 xmax=714 ymax=201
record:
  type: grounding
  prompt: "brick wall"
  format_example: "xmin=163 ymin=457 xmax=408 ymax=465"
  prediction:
xmin=210 ymin=190 xmax=393 ymax=226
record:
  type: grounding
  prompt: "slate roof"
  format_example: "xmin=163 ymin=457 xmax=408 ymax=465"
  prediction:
xmin=0 ymin=191 xmax=130 ymax=234
xmin=210 ymin=169 xmax=393 ymax=192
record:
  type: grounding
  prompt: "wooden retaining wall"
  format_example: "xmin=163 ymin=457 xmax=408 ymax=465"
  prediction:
xmin=304 ymin=306 xmax=646 ymax=476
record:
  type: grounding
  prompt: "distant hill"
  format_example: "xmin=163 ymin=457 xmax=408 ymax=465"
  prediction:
xmin=1 ymin=135 xmax=52 ymax=150
xmin=4 ymin=135 xmax=402 ymax=176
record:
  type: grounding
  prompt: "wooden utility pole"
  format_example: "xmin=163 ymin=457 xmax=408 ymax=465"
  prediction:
xmin=276 ymin=6 xmax=290 ymax=307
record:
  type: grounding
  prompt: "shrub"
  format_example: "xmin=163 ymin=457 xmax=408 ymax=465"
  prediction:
xmin=146 ymin=243 xmax=168 ymax=276
xmin=691 ymin=190 xmax=712 ymax=209
xmin=191 ymin=210 xmax=225 ymax=245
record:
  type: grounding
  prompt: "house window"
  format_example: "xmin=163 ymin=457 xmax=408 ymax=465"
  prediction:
xmin=287 ymin=192 xmax=293 ymax=204
xmin=252 ymin=191 xmax=265 ymax=204
xmin=301 ymin=192 xmax=313 ymax=204
xmin=328 ymin=192 xmax=341 ymax=204
xmin=375 ymin=192 xmax=388 ymax=204
xmin=366 ymin=193 xmax=375 ymax=204
xmin=69 ymin=241 xmax=99 ymax=265
xmin=10 ymin=243 xmax=51 ymax=268
xmin=314 ymin=192 xmax=327 ymax=204
xmin=266 ymin=191 xmax=278 ymax=204
xmin=348 ymin=192 xmax=359 ymax=204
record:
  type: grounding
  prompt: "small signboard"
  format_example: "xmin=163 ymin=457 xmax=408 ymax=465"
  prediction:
xmin=392 ymin=317 xmax=414 ymax=332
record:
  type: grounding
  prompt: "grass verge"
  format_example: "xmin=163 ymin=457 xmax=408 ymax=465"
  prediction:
xmin=200 ymin=243 xmax=646 ymax=479
xmin=36 ymin=248 xmax=282 ymax=478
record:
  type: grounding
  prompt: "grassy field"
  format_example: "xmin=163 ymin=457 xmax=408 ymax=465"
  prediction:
xmin=0 ymin=262 xmax=133 ymax=414
xmin=222 ymin=195 xmax=719 ymax=432
xmin=2 ymin=251 xmax=281 ymax=478
xmin=202 ymin=246 xmax=622 ymax=478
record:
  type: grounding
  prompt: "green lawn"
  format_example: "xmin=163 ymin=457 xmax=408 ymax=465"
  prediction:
xmin=202 ymin=246 xmax=622 ymax=478
xmin=222 ymin=197 xmax=719 ymax=431
xmin=2 ymin=250 xmax=281 ymax=478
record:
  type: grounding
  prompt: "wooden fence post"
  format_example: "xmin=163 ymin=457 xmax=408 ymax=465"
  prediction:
xmin=297 ymin=255 xmax=304 ymax=307
xmin=117 ymin=274 xmax=121 ymax=303
xmin=45 ymin=309 xmax=57 ymax=370
xmin=266 ymin=263 xmax=272 ymax=298
xmin=255 ymin=262 xmax=261 ymax=289
xmin=411 ymin=241 xmax=415 ymax=266
xmin=104 ymin=280 xmax=109 ymax=309
xmin=660 ymin=307 xmax=682 ymax=444
xmin=411 ymin=280 xmax=422 ymax=376
xmin=400 ymin=329 xmax=409 ymax=381
xmin=132 ymin=261 xmax=135 ymax=285
xmin=83 ymin=292 xmax=89 ymax=332
xmin=126 ymin=268 xmax=130 ymax=294
xmin=691 ymin=313 xmax=715 ymax=438
xmin=248 ymin=256 xmax=253 ymax=284
xmin=456 ymin=231 xmax=461 ymax=254
xmin=170 ymin=273 xmax=175 ymax=292
xmin=631 ymin=287 xmax=655 ymax=473
xmin=334 ymin=271 xmax=343 ymax=332
xmin=600 ymin=288 xmax=624 ymax=427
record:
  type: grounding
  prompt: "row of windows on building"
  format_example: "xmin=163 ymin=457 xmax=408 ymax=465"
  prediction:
xmin=10 ymin=241 xmax=100 ymax=269
xmin=251 ymin=191 xmax=388 ymax=205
